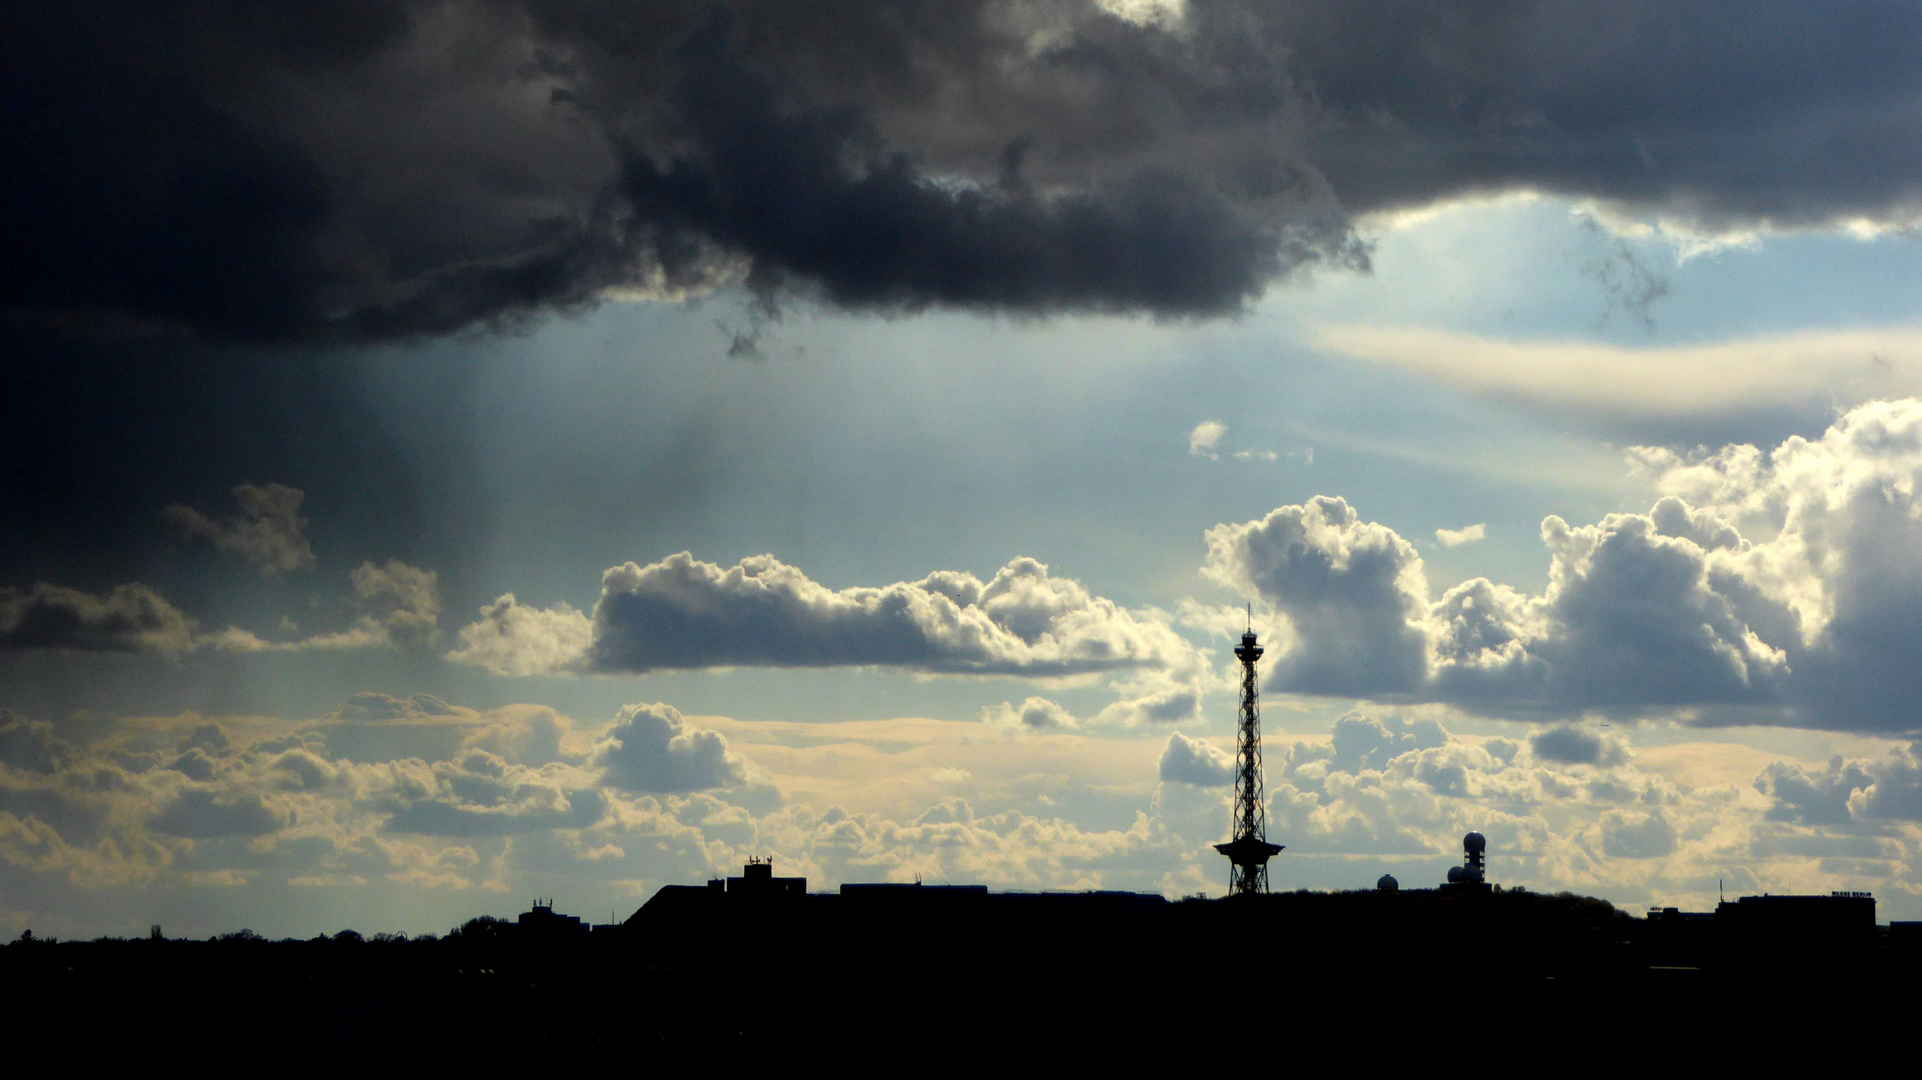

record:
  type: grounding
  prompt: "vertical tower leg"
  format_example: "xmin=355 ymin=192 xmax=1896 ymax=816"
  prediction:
xmin=1215 ymin=621 xmax=1283 ymax=894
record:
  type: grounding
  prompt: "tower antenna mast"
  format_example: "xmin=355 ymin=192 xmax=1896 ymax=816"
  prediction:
xmin=1215 ymin=615 xmax=1283 ymax=895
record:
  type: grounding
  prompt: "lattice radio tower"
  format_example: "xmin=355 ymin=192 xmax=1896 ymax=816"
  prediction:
xmin=1214 ymin=608 xmax=1283 ymax=895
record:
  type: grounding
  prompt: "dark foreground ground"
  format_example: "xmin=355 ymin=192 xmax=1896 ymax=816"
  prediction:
xmin=4 ymin=888 xmax=1915 ymax=1073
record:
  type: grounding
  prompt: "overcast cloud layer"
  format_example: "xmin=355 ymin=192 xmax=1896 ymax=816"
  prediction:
xmin=7 ymin=1 xmax=1920 ymax=342
xmin=1206 ymin=399 xmax=1922 ymax=733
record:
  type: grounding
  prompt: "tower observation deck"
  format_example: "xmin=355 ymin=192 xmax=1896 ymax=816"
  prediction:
xmin=1214 ymin=616 xmax=1283 ymax=895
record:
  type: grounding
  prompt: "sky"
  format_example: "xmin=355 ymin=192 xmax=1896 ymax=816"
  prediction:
xmin=7 ymin=0 xmax=1922 ymax=938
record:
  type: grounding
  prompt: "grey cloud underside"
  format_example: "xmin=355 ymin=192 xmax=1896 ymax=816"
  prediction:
xmin=6 ymin=1 xmax=1916 ymax=343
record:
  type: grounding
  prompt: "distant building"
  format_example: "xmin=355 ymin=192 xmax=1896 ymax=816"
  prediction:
xmin=518 ymin=900 xmax=587 ymax=938
xmin=1442 ymin=832 xmax=1490 ymax=891
xmin=1891 ymin=921 xmax=1922 ymax=954
xmin=630 ymin=859 xmax=1161 ymax=929
xmin=715 ymin=856 xmax=806 ymax=899
xmin=1637 ymin=890 xmax=1879 ymax=969
xmin=1715 ymin=891 xmax=1875 ymax=948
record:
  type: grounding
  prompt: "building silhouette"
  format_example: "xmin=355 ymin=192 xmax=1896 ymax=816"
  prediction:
xmin=516 ymin=898 xmax=586 ymax=938
xmin=1443 ymin=831 xmax=1489 ymax=890
xmin=7 ymin=851 xmax=1917 ymax=1072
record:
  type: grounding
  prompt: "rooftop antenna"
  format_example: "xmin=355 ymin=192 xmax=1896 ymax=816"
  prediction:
xmin=1214 ymin=615 xmax=1283 ymax=895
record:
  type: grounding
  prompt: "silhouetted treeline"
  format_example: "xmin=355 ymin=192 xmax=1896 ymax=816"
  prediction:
xmin=4 ymin=890 xmax=1917 ymax=1074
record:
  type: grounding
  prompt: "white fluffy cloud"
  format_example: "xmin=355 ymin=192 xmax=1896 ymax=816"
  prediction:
xmin=984 ymin=696 xmax=1081 ymax=730
xmin=1434 ymin=523 xmax=1485 ymax=548
xmin=1204 ymin=496 xmax=1431 ymax=696
xmin=452 ymin=552 xmax=1196 ymax=683
xmin=595 ymin=703 xmax=746 ymax=794
xmin=1205 ymin=400 xmax=1922 ymax=731
xmin=447 ymin=595 xmax=594 ymax=676
xmin=1188 ymin=420 xmax=1227 ymax=459
xmin=1158 ymin=732 xmax=1234 ymax=786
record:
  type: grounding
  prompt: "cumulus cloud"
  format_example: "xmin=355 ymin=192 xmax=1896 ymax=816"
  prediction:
xmin=151 ymin=789 xmax=288 ymax=839
xmin=1203 ymin=496 xmax=1430 ymax=696
xmin=0 ymin=712 xmax=81 ymax=774
xmin=164 ymin=483 xmax=316 ymax=576
xmin=302 ymin=561 xmax=441 ymax=651
xmin=0 ymin=558 xmax=451 ymax=660
xmin=1529 ymin=726 xmax=1627 ymax=768
xmin=1202 ymin=399 xmax=1922 ymax=731
xmin=453 ymin=552 xmax=1194 ymax=680
xmin=11 ymin=3 xmax=1916 ymax=344
xmin=1326 ymin=714 xmax=1448 ymax=774
xmin=1599 ymin=809 xmax=1676 ymax=859
xmin=1434 ymin=524 xmax=1486 ymax=548
xmin=336 ymin=693 xmax=458 ymax=723
xmin=1755 ymin=758 xmax=1872 ymax=826
xmin=6 ymin=697 xmax=1922 ymax=935
xmin=1158 ymin=732 xmax=1234 ymax=787
xmin=1755 ymin=746 xmax=1922 ymax=824
xmin=1258 ymin=710 xmax=1712 ymax=880
xmin=984 ymin=697 xmax=1081 ymax=730
xmin=596 ymin=704 xmax=746 ymax=794
xmin=446 ymin=596 xmax=594 ymax=676
xmin=381 ymin=752 xmax=608 ymax=837
xmin=1189 ymin=421 xmax=1227 ymax=460
xmin=0 ymin=582 xmax=261 ymax=655
xmin=321 ymin=693 xmax=469 ymax=764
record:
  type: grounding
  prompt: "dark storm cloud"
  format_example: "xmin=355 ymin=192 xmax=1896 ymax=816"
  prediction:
xmin=5 ymin=1 xmax=1915 ymax=344
xmin=0 ymin=583 xmax=203 ymax=654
